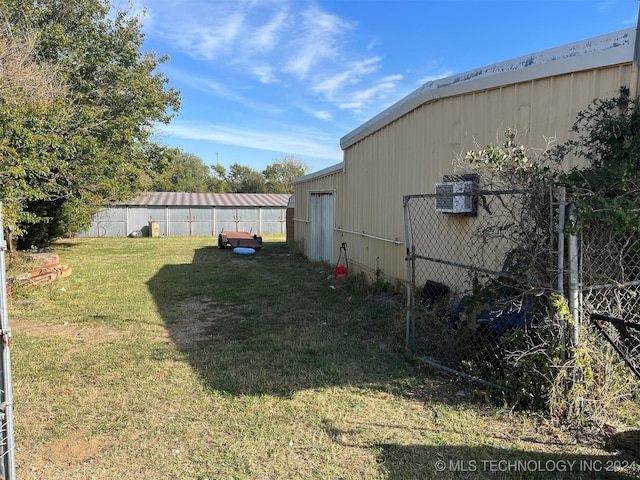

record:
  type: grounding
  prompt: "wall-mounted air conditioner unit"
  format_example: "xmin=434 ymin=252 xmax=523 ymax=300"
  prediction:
xmin=434 ymin=181 xmax=475 ymax=214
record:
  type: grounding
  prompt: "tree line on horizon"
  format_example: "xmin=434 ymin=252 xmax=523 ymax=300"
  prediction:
xmin=149 ymin=148 xmax=309 ymax=195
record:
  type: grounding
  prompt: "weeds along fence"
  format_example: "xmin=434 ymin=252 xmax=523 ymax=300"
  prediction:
xmin=403 ymin=186 xmax=567 ymax=395
xmin=404 ymin=184 xmax=640 ymax=403
xmin=0 ymin=204 xmax=15 ymax=480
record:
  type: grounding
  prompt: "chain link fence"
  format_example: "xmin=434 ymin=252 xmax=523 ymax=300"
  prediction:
xmin=0 ymin=204 xmax=15 ymax=480
xmin=403 ymin=186 xmax=566 ymax=394
xmin=404 ymin=182 xmax=640 ymax=402
xmin=580 ymin=223 xmax=640 ymax=383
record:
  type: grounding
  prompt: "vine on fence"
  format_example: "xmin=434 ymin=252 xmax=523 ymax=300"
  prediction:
xmin=457 ymin=86 xmax=640 ymax=426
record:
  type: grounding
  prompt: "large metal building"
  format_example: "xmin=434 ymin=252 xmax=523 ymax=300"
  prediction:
xmin=79 ymin=192 xmax=291 ymax=238
xmin=293 ymin=27 xmax=638 ymax=280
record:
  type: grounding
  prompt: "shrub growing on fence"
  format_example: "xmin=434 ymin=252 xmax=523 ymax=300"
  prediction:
xmin=457 ymin=87 xmax=640 ymax=426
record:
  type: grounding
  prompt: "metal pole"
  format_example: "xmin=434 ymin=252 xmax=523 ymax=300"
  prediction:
xmin=556 ymin=188 xmax=567 ymax=358
xmin=567 ymin=203 xmax=580 ymax=348
xmin=0 ymin=204 xmax=15 ymax=480
xmin=556 ymin=187 xmax=566 ymax=295
xmin=418 ymin=356 xmax=516 ymax=393
xmin=410 ymin=246 xmax=416 ymax=353
xmin=403 ymin=196 xmax=413 ymax=351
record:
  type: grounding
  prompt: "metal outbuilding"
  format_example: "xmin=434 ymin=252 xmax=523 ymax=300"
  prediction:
xmin=79 ymin=192 xmax=291 ymax=238
xmin=293 ymin=27 xmax=638 ymax=280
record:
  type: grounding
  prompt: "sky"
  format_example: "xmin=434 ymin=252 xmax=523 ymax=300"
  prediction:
xmin=124 ymin=0 xmax=639 ymax=175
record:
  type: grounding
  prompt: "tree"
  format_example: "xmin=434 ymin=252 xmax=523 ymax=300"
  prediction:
xmin=1 ymin=0 xmax=180 ymax=246
xmin=557 ymin=86 xmax=640 ymax=233
xmin=225 ymin=163 xmax=266 ymax=193
xmin=209 ymin=164 xmax=230 ymax=192
xmin=0 ymin=18 xmax=69 ymax=251
xmin=262 ymin=155 xmax=308 ymax=193
xmin=147 ymin=147 xmax=213 ymax=192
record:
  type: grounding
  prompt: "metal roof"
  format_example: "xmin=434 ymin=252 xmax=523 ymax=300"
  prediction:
xmin=293 ymin=162 xmax=344 ymax=184
xmin=111 ymin=192 xmax=291 ymax=207
xmin=341 ymin=28 xmax=636 ymax=150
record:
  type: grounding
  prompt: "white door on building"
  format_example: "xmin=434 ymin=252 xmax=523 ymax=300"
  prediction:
xmin=310 ymin=192 xmax=334 ymax=263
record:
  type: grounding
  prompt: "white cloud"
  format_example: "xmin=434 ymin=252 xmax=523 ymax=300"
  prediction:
xmin=311 ymin=57 xmax=381 ymax=98
xmin=338 ymin=74 xmax=403 ymax=111
xmin=282 ymin=5 xmax=352 ymax=79
xmin=163 ymin=67 xmax=286 ymax=114
xmin=622 ymin=12 xmax=638 ymax=25
xmin=142 ymin=1 xmax=407 ymax=123
xmin=159 ymin=121 xmax=343 ymax=161
xmin=250 ymin=65 xmax=279 ymax=84
xmin=313 ymin=111 xmax=333 ymax=121
xmin=597 ymin=0 xmax=616 ymax=12
xmin=597 ymin=0 xmax=637 ymax=26
xmin=160 ymin=66 xmax=237 ymax=98
xmin=247 ymin=8 xmax=289 ymax=54
xmin=170 ymin=13 xmax=245 ymax=60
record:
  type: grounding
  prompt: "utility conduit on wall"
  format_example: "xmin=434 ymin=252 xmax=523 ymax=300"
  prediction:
xmin=335 ymin=227 xmax=403 ymax=245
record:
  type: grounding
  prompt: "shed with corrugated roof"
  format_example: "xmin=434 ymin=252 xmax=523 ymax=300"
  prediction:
xmin=79 ymin=192 xmax=291 ymax=238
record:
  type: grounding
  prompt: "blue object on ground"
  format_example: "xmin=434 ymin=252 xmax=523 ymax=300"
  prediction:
xmin=233 ymin=247 xmax=255 ymax=255
xmin=448 ymin=294 xmax=532 ymax=336
xmin=476 ymin=297 xmax=533 ymax=337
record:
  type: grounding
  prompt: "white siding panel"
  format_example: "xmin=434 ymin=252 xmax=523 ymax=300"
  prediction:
xmin=216 ymin=208 xmax=238 ymax=233
xmin=261 ymin=208 xmax=285 ymax=234
xmin=191 ymin=207 xmax=213 ymax=236
xmin=236 ymin=208 xmax=259 ymax=234
xmin=127 ymin=207 xmax=149 ymax=236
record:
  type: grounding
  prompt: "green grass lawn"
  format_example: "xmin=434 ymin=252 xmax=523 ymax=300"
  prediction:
xmin=7 ymin=237 xmax=639 ymax=479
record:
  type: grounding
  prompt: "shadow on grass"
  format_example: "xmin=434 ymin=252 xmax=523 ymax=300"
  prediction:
xmin=145 ymin=242 xmax=640 ymax=477
xmin=147 ymin=243 xmax=412 ymax=397
xmin=375 ymin=443 xmax=638 ymax=479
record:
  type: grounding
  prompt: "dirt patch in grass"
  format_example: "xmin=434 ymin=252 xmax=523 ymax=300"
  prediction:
xmin=23 ymin=429 xmax=105 ymax=476
xmin=12 ymin=319 xmax=121 ymax=345
xmin=162 ymin=297 xmax=241 ymax=349
xmin=46 ymin=429 xmax=104 ymax=462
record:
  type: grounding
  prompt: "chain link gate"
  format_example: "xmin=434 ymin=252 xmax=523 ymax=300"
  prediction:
xmin=403 ymin=186 xmax=566 ymax=393
xmin=0 ymin=204 xmax=15 ymax=480
xmin=580 ymin=218 xmax=640 ymax=383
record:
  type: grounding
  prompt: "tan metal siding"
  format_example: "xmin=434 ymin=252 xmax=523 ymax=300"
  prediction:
xmin=295 ymin=63 xmax=634 ymax=282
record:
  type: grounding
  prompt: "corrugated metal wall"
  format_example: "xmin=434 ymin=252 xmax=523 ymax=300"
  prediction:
xmin=79 ymin=205 xmax=287 ymax=237
xmin=295 ymin=62 xmax=634 ymax=281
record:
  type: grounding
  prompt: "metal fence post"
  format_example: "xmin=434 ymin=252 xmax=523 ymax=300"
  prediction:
xmin=403 ymin=196 xmax=415 ymax=352
xmin=556 ymin=187 xmax=566 ymax=295
xmin=556 ymin=187 xmax=567 ymax=358
xmin=409 ymin=246 xmax=417 ymax=353
xmin=567 ymin=202 xmax=580 ymax=348
xmin=0 ymin=203 xmax=15 ymax=480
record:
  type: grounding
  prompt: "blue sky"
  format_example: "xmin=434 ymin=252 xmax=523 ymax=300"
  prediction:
xmin=127 ymin=0 xmax=639 ymax=174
